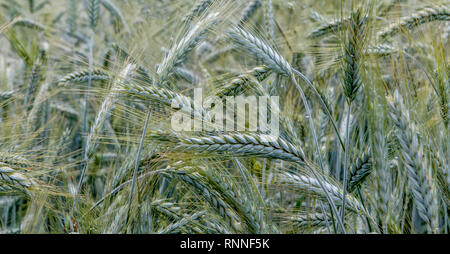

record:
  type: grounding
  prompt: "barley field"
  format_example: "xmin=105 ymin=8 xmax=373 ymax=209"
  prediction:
xmin=0 ymin=0 xmax=448 ymax=234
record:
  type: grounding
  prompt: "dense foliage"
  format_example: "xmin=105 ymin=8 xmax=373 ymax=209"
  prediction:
xmin=0 ymin=0 xmax=448 ymax=234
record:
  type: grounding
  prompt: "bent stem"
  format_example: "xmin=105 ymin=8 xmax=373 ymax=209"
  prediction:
xmin=290 ymin=73 xmax=346 ymax=233
xmin=292 ymin=68 xmax=345 ymax=151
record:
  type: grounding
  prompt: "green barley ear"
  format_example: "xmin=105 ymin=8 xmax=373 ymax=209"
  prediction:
xmin=308 ymin=11 xmax=368 ymax=39
xmin=378 ymin=5 xmax=450 ymax=39
xmin=86 ymin=0 xmax=100 ymax=30
xmin=175 ymin=133 xmax=305 ymax=164
xmin=122 ymin=83 xmax=209 ymax=121
xmin=433 ymin=70 xmax=449 ymax=129
xmin=0 ymin=164 xmax=32 ymax=194
xmin=0 ymin=90 xmax=16 ymax=102
xmin=342 ymin=9 xmax=367 ymax=103
xmin=288 ymin=213 xmax=331 ymax=230
xmin=228 ymin=26 xmax=292 ymax=76
xmin=58 ymin=69 xmax=110 ymax=85
xmin=339 ymin=8 xmax=369 ymax=224
xmin=215 ymin=66 xmax=271 ymax=98
xmin=279 ymin=170 xmax=363 ymax=214
xmin=157 ymin=10 xmax=221 ymax=85
xmin=24 ymin=50 xmax=47 ymax=111
xmin=5 ymin=29 xmax=33 ymax=66
xmin=388 ymin=90 xmax=434 ymax=233
xmin=347 ymin=147 xmax=372 ymax=192
xmin=12 ymin=17 xmax=46 ymax=31
xmin=308 ymin=19 xmax=343 ymax=39
xmin=435 ymin=169 xmax=450 ymax=208
xmin=101 ymin=0 xmax=130 ymax=34
xmin=364 ymin=43 xmax=397 ymax=57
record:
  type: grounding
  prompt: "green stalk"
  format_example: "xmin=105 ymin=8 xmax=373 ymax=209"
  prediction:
xmin=126 ymin=109 xmax=151 ymax=229
xmin=73 ymin=31 xmax=94 ymax=210
xmin=340 ymin=102 xmax=352 ymax=222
